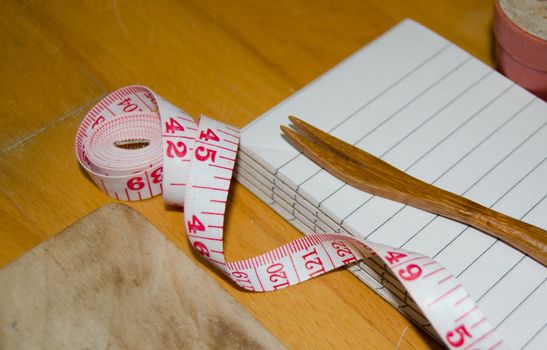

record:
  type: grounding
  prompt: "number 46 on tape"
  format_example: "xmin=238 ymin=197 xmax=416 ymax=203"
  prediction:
xmin=75 ymin=85 xmax=507 ymax=350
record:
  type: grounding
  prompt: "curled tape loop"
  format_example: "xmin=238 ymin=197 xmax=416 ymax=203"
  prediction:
xmin=75 ymin=86 xmax=507 ymax=350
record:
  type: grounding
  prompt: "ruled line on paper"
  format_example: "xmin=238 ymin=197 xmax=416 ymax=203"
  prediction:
xmin=400 ymin=150 xmax=546 ymax=252
xmin=300 ymin=68 xmax=504 ymax=214
xmin=242 ymin=115 xmax=547 ymax=348
xmin=522 ymin=322 xmax=547 ymax=349
xmin=278 ymin=47 xmax=481 ymax=191
xmin=238 ymin=19 xmax=547 ymax=349
xmin=236 ymin=166 xmax=439 ymax=338
xmin=299 ymin=60 xmax=486 ymax=203
xmin=242 ymin=22 xmax=452 ymax=173
xmin=237 ymin=160 xmax=546 ymax=348
xmin=367 ymin=101 xmax=545 ymax=248
xmin=288 ymin=50 xmax=472 ymax=189
xmin=337 ymin=78 xmax=518 ymax=234
xmin=441 ymin=157 xmax=547 ymax=268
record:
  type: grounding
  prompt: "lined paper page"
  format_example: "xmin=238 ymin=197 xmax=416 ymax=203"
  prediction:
xmin=237 ymin=19 xmax=547 ymax=349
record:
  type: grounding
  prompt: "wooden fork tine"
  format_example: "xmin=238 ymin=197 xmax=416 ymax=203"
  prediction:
xmin=280 ymin=124 xmax=370 ymax=186
xmin=288 ymin=116 xmax=372 ymax=166
xmin=282 ymin=116 xmax=547 ymax=266
xmin=282 ymin=118 xmax=422 ymax=196
xmin=287 ymin=116 xmax=358 ymax=161
xmin=281 ymin=121 xmax=411 ymax=201
xmin=287 ymin=116 xmax=411 ymax=179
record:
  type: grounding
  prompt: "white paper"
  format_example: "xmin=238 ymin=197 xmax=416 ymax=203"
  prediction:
xmin=237 ymin=19 xmax=547 ymax=349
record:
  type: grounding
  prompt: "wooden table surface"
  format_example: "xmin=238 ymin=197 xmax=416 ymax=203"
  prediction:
xmin=0 ymin=1 xmax=496 ymax=348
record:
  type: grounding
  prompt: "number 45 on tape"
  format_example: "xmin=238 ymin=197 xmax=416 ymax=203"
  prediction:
xmin=75 ymin=86 xmax=507 ymax=350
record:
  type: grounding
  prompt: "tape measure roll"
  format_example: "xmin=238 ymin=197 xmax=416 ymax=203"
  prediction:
xmin=75 ymin=86 xmax=507 ymax=350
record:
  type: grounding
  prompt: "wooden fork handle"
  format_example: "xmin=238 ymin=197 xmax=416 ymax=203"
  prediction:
xmin=339 ymin=151 xmax=547 ymax=267
xmin=396 ymin=185 xmax=547 ymax=266
xmin=281 ymin=117 xmax=546 ymax=266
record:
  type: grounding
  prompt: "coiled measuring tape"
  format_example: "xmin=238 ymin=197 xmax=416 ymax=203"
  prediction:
xmin=75 ymin=86 xmax=507 ymax=349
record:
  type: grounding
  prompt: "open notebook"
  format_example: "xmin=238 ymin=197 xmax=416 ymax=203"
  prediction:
xmin=235 ymin=19 xmax=546 ymax=349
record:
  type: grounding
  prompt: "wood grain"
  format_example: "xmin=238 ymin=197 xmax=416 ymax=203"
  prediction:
xmin=0 ymin=1 xmax=497 ymax=348
xmin=0 ymin=1 xmax=104 ymax=152
xmin=0 ymin=203 xmax=285 ymax=350
xmin=283 ymin=116 xmax=547 ymax=266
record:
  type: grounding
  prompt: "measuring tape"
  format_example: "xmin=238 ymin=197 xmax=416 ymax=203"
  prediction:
xmin=75 ymin=86 xmax=508 ymax=349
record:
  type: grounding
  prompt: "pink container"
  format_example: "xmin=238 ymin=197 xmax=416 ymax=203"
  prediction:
xmin=493 ymin=0 xmax=547 ymax=100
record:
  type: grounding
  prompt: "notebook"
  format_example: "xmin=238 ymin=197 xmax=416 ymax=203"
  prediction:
xmin=235 ymin=19 xmax=546 ymax=349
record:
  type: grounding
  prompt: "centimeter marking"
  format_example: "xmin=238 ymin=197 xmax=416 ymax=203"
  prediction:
xmin=75 ymin=86 xmax=507 ymax=350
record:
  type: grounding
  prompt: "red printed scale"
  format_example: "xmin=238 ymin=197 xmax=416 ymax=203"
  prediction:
xmin=76 ymin=86 xmax=508 ymax=350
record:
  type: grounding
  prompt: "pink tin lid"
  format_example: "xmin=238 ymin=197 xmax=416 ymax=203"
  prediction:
xmin=493 ymin=0 xmax=547 ymax=100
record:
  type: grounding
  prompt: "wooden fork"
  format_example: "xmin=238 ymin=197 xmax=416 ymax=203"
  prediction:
xmin=281 ymin=116 xmax=547 ymax=266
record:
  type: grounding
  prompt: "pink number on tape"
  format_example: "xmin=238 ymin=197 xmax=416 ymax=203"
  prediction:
xmin=75 ymin=86 xmax=508 ymax=350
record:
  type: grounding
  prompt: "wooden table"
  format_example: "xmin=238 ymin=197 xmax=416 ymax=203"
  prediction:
xmin=0 ymin=1 xmax=496 ymax=348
